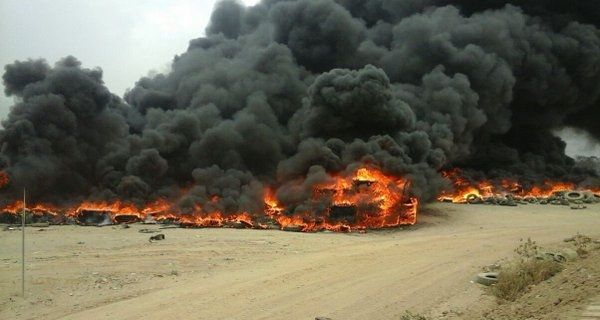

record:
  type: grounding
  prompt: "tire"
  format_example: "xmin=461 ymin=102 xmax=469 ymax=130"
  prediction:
xmin=466 ymin=194 xmax=481 ymax=204
xmin=475 ymin=272 xmax=499 ymax=286
xmin=552 ymin=254 xmax=566 ymax=263
xmin=565 ymin=191 xmax=584 ymax=202
xmin=557 ymin=248 xmax=578 ymax=261
xmin=582 ymin=191 xmax=594 ymax=199
xmin=582 ymin=192 xmax=596 ymax=203
xmin=536 ymin=252 xmax=556 ymax=261
xmin=499 ymin=199 xmax=517 ymax=206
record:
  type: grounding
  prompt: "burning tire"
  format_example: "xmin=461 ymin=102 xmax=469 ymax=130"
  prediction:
xmin=114 ymin=214 xmax=141 ymax=224
xmin=466 ymin=194 xmax=482 ymax=204
xmin=77 ymin=210 xmax=111 ymax=226
xmin=475 ymin=272 xmax=499 ymax=286
xmin=564 ymin=191 xmax=584 ymax=202
xmin=0 ymin=212 xmax=19 ymax=224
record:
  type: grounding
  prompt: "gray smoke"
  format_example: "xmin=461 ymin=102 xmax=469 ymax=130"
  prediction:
xmin=1 ymin=0 xmax=599 ymax=213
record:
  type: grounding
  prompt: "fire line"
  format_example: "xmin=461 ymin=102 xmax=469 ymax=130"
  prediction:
xmin=0 ymin=167 xmax=418 ymax=232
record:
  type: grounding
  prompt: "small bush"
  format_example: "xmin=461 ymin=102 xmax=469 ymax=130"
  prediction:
xmin=514 ymin=238 xmax=538 ymax=260
xmin=491 ymin=238 xmax=563 ymax=301
xmin=491 ymin=259 xmax=562 ymax=301
xmin=572 ymin=233 xmax=591 ymax=257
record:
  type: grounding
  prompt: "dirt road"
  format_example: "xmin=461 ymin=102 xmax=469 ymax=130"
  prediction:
xmin=1 ymin=202 xmax=598 ymax=319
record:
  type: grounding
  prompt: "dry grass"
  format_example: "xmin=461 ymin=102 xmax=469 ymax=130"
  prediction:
xmin=400 ymin=310 xmax=429 ymax=320
xmin=572 ymin=233 xmax=592 ymax=257
xmin=491 ymin=259 xmax=563 ymax=301
xmin=490 ymin=238 xmax=563 ymax=301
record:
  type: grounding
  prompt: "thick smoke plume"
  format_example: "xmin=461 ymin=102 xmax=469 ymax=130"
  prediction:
xmin=1 ymin=0 xmax=599 ymax=214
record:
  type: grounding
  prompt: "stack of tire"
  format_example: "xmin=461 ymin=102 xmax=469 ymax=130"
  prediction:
xmin=463 ymin=190 xmax=599 ymax=206
xmin=564 ymin=190 xmax=599 ymax=204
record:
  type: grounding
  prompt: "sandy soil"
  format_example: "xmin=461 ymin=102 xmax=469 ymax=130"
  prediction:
xmin=0 ymin=202 xmax=599 ymax=320
xmin=462 ymin=247 xmax=600 ymax=320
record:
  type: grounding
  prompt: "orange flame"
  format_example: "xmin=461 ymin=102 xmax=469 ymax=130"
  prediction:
xmin=0 ymin=167 xmax=418 ymax=232
xmin=265 ymin=167 xmax=418 ymax=231
xmin=437 ymin=168 xmax=598 ymax=203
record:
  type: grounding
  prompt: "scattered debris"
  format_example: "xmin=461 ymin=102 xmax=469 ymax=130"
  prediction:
xmin=114 ymin=214 xmax=141 ymax=224
xmin=475 ymin=272 xmax=499 ymax=286
xmin=139 ymin=228 xmax=159 ymax=233
xmin=570 ymin=204 xmax=586 ymax=210
xmin=158 ymin=225 xmax=179 ymax=229
xmin=30 ymin=222 xmax=50 ymax=228
xmin=282 ymin=224 xmax=304 ymax=232
xmin=149 ymin=234 xmax=165 ymax=242
xmin=572 ymin=233 xmax=592 ymax=256
xmin=535 ymin=250 xmax=577 ymax=263
xmin=557 ymin=248 xmax=578 ymax=261
xmin=223 ymin=220 xmax=253 ymax=229
xmin=400 ymin=310 xmax=429 ymax=320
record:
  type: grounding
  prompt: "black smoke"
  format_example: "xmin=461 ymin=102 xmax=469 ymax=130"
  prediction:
xmin=1 ymin=0 xmax=599 ymax=213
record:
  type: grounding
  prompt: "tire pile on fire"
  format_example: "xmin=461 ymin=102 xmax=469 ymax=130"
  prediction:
xmin=437 ymin=169 xmax=600 ymax=209
xmin=454 ymin=190 xmax=599 ymax=209
xmin=0 ymin=167 xmax=419 ymax=232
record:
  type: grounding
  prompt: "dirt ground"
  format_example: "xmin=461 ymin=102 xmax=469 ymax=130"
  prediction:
xmin=0 ymin=202 xmax=599 ymax=320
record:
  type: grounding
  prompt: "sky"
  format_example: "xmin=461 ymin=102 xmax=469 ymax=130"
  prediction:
xmin=0 ymin=0 xmax=258 ymax=118
xmin=0 ymin=0 xmax=598 ymax=157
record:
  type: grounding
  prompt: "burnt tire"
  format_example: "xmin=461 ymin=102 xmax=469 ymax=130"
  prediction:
xmin=466 ymin=194 xmax=481 ymax=204
xmin=582 ymin=191 xmax=596 ymax=203
xmin=475 ymin=272 xmax=499 ymax=286
xmin=565 ymin=191 xmax=584 ymax=202
xmin=557 ymin=248 xmax=578 ymax=261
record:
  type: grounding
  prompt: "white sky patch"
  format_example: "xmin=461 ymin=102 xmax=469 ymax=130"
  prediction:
xmin=555 ymin=127 xmax=600 ymax=158
xmin=0 ymin=0 xmax=258 ymax=118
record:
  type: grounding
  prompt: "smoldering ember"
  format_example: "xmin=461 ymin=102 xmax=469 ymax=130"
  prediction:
xmin=1 ymin=0 xmax=600 ymax=231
